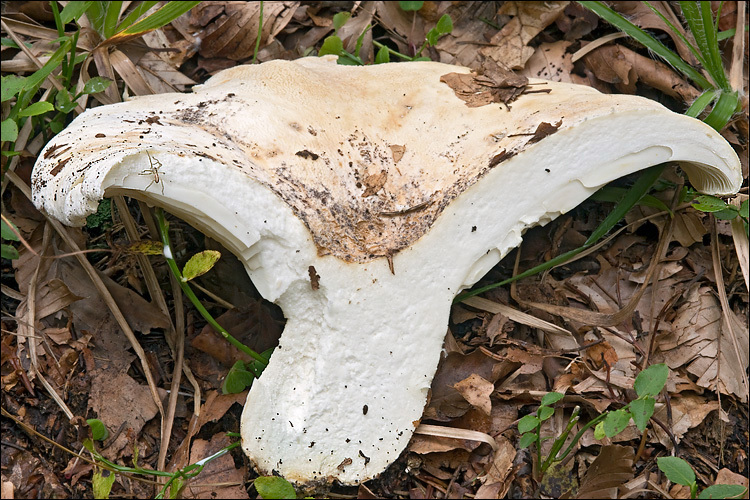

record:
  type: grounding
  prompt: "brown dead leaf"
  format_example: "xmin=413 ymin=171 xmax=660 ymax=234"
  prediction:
xmin=651 ymin=393 xmax=720 ymax=446
xmin=526 ymin=120 xmax=562 ymax=145
xmin=34 ymin=278 xmax=82 ymax=320
xmin=440 ymin=63 xmax=529 ymax=109
xmin=576 ymin=445 xmax=635 ymax=499
xmin=424 ymin=350 xmax=499 ymax=421
xmin=88 ymin=371 xmax=165 ymax=459
xmin=554 ymin=2 xmax=599 ymax=40
xmin=607 ymin=2 xmax=698 ymax=66
xmin=475 ymin=435 xmax=516 ymax=499
xmin=480 ymin=1 xmax=569 ymax=69
xmin=183 ymin=433 xmax=248 ymax=499
xmin=658 ymin=285 xmax=749 ymax=401
xmin=714 ymin=468 xmax=749 ymax=492
xmin=453 ymin=373 xmax=494 ymax=416
xmin=583 ymin=44 xmax=700 ymax=103
xmin=521 ymin=41 xmax=575 ymax=82
xmin=585 ymin=340 xmax=619 ymax=371
xmin=189 ymin=2 xmax=297 ymax=61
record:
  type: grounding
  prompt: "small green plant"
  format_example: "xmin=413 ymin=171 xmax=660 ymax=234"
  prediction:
xmin=82 ymin=434 xmax=243 ymax=499
xmin=318 ymin=4 xmax=453 ymax=65
xmin=657 ymin=456 xmax=747 ymax=499
xmin=154 ymin=209 xmax=271 ymax=393
xmin=518 ymin=364 xmax=669 ymax=480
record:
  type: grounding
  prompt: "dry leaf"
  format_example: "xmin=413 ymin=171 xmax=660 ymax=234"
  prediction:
xmin=577 ymin=445 xmax=635 ymax=499
xmin=453 ymin=373 xmax=494 ymax=416
xmin=480 ymin=1 xmax=569 ymax=69
xmin=184 ymin=433 xmax=249 ymax=499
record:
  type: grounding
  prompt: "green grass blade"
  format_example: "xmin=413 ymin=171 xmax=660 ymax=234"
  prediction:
xmin=703 ymin=90 xmax=739 ymax=131
xmin=103 ymin=1 xmax=123 ymax=38
xmin=679 ymin=1 xmax=729 ymax=89
xmin=117 ymin=1 xmax=200 ymax=35
xmin=685 ymin=89 xmax=720 ymax=118
xmin=116 ymin=1 xmax=160 ymax=33
xmin=84 ymin=2 xmax=107 ymax=35
xmin=578 ymin=1 xmax=713 ymax=90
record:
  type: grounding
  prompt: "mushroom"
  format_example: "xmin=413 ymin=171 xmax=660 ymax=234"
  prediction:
xmin=32 ymin=56 xmax=741 ymax=485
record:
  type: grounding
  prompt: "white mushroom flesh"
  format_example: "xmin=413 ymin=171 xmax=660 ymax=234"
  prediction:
xmin=31 ymin=56 xmax=741 ymax=485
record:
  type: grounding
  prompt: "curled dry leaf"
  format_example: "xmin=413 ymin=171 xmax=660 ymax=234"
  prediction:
xmin=583 ymin=44 xmax=700 ymax=103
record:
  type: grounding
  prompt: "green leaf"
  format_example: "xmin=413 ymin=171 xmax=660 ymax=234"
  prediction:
xmin=82 ymin=437 xmax=95 ymax=453
xmin=692 ymin=195 xmax=730 ymax=212
xmin=657 ymin=456 xmax=696 ymax=486
xmin=425 ymin=28 xmax=439 ymax=47
xmin=537 ymin=405 xmax=555 ymax=421
xmin=1 ymin=75 xmax=27 ymax=102
xmin=222 ymin=360 xmax=255 ymax=394
xmin=590 ymin=186 xmax=672 ymax=214
xmin=698 ymin=484 xmax=748 ymax=499
xmin=436 ymin=14 xmax=453 ymax=34
xmin=519 ymin=432 xmax=537 ymax=448
xmin=1 ymin=118 xmax=18 ymax=142
xmin=55 ymin=88 xmax=77 ymax=113
xmin=332 ymin=11 xmax=351 ymax=31
xmin=375 ymin=45 xmax=390 ymax=64
xmin=399 ymin=1 xmax=424 ymax=11
xmin=87 ymin=419 xmax=110 ymax=441
xmin=1 ymin=220 xmax=20 ymax=241
xmin=18 ymin=101 xmax=54 ymax=117
xmin=92 ymin=468 xmax=116 ymax=499
xmin=739 ymin=200 xmax=748 ymax=219
xmin=254 ymin=476 xmax=297 ymax=499
xmin=49 ymin=120 xmax=65 ymax=134
xmin=60 ymin=1 xmax=94 ymax=24
xmin=634 ymin=363 xmax=669 ymax=397
xmin=629 ymin=397 xmax=655 ymax=432
xmin=1 ymin=244 xmax=19 ymax=260
xmin=319 ymin=35 xmax=344 ymax=57
xmin=518 ymin=414 xmax=540 ymax=434
xmin=593 ymin=421 xmax=606 ymax=440
xmin=541 ymin=392 xmax=565 ymax=406
xmin=83 ymin=76 xmax=112 ymax=95
xmin=354 ymin=24 xmax=372 ymax=60
xmin=602 ymin=409 xmax=631 ymax=437
xmin=713 ymin=207 xmax=740 ymax=220
xmin=181 ymin=250 xmax=221 ymax=282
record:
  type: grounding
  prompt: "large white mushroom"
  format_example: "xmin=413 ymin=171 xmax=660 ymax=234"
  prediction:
xmin=32 ymin=56 xmax=741 ymax=485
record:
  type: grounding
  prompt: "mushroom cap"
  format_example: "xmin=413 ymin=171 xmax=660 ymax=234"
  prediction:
xmin=32 ymin=56 xmax=741 ymax=485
